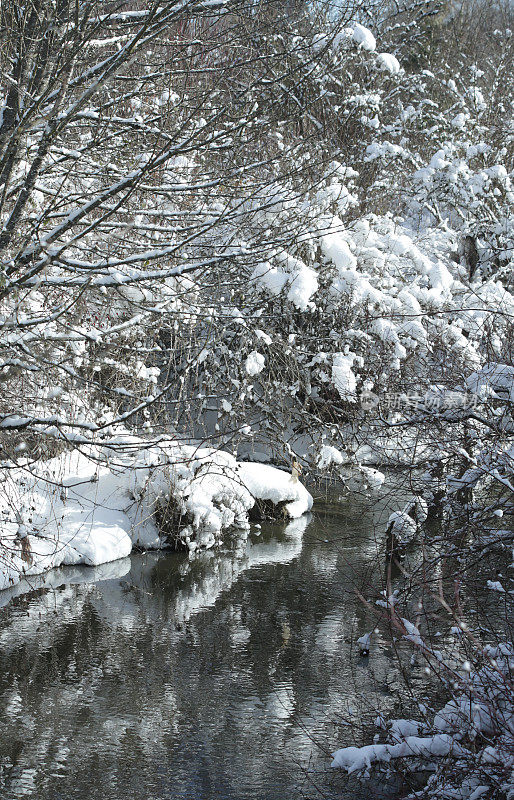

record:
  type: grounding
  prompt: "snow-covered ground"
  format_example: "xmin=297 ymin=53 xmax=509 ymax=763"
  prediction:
xmin=0 ymin=438 xmax=312 ymax=592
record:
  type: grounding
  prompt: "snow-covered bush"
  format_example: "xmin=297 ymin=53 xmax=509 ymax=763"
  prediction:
xmin=2 ymin=0 xmax=511 ymax=475
xmin=330 ymin=352 xmax=514 ymax=796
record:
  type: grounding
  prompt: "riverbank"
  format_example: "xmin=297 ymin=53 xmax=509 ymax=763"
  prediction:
xmin=0 ymin=437 xmax=312 ymax=592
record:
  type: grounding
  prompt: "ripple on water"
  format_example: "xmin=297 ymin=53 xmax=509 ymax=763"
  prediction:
xmin=0 ymin=489 xmax=408 ymax=800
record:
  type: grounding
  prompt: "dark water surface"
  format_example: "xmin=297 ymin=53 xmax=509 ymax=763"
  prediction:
xmin=0 ymin=491 xmax=413 ymax=800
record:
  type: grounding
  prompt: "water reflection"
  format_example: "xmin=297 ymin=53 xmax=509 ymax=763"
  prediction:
xmin=0 ymin=492 xmax=405 ymax=800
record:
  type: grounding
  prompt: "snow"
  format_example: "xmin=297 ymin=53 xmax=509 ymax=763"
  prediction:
xmin=321 ymin=226 xmax=357 ymax=271
xmin=251 ymin=253 xmax=318 ymax=311
xmin=388 ymin=510 xmax=417 ymax=544
xmin=487 ymin=580 xmax=505 ymax=592
xmin=317 ymin=445 xmax=347 ymax=469
xmin=466 ymin=363 xmax=514 ymax=402
xmin=254 ymin=329 xmax=272 ymax=345
xmin=4 ymin=15 xmax=514 ymax=795
xmin=238 ymin=462 xmax=313 ymax=519
xmin=401 ymin=618 xmax=424 ymax=647
xmin=286 ymin=263 xmax=318 ymax=311
xmin=332 ymin=352 xmax=358 ymax=401
xmin=359 ymin=465 xmax=385 ymax=490
xmin=376 ymin=53 xmax=401 ymax=75
xmin=245 ymin=351 xmax=265 ymax=376
xmin=251 ymin=261 xmax=289 ymax=295
xmin=452 ymin=112 xmax=468 ymax=129
xmin=332 ymin=633 xmax=514 ymax=785
xmin=365 ymin=141 xmax=405 ymax=160
xmin=352 ymin=23 xmax=376 ymax=52
xmin=0 ymin=441 xmax=313 ymax=592
xmin=332 ymin=735 xmax=467 ymax=773
xmin=389 ymin=719 xmax=423 ymax=741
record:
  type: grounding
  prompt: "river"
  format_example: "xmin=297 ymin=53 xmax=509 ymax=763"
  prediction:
xmin=0 ymin=488 xmax=422 ymax=800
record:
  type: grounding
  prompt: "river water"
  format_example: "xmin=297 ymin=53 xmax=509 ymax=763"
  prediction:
xmin=0 ymin=490 xmax=419 ymax=800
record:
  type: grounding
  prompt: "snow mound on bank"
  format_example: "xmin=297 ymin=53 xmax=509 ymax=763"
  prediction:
xmin=0 ymin=441 xmax=313 ymax=591
xmin=238 ymin=462 xmax=313 ymax=518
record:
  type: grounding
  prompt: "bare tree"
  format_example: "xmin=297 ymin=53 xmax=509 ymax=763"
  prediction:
xmin=0 ymin=0 xmax=357 ymax=459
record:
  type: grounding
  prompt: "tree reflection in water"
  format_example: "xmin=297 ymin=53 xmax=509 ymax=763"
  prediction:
xmin=0 ymin=493 xmax=412 ymax=800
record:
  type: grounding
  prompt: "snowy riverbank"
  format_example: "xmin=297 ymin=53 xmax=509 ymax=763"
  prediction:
xmin=0 ymin=438 xmax=312 ymax=592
